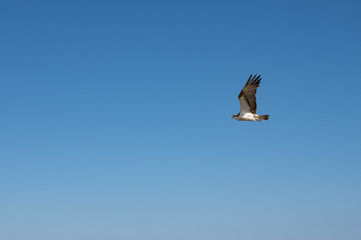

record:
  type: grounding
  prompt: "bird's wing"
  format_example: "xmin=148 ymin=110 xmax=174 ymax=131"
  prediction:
xmin=238 ymin=74 xmax=262 ymax=114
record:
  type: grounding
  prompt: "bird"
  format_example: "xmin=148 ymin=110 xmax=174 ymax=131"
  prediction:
xmin=232 ymin=74 xmax=269 ymax=122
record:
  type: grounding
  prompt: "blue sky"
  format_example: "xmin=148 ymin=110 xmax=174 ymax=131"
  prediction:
xmin=1 ymin=1 xmax=361 ymax=239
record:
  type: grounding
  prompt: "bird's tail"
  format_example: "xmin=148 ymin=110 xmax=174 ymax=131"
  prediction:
xmin=256 ymin=115 xmax=269 ymax=121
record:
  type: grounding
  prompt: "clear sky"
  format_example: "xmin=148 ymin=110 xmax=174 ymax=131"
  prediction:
xmin=1 ymin=1 xmax=361 ymax=239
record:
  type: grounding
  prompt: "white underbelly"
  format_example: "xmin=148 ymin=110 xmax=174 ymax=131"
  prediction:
xmin=240 ymin=112 xmax=256 ymax=120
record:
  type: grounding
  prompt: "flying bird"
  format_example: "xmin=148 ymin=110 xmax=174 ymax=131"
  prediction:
xmin=232 ymin=74 xmax=269 ymax=122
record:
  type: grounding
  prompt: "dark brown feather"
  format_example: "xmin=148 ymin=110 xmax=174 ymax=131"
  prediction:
xmin=238 ymin=74 xmax=262 ymax=114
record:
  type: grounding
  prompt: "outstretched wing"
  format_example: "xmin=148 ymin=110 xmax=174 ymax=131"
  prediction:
xmin=238 ymin=74 xmax=262 ymax=114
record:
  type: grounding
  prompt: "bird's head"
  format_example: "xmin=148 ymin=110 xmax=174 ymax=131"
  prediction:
xmin=232 ymin=113 xmax=240 ymax=119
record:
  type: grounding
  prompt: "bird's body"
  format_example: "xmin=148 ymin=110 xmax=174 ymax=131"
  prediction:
xmin=232 ymin=74 xmax=269 ymax=122
xmin=233 ymin=112 xmax=265 ymax=121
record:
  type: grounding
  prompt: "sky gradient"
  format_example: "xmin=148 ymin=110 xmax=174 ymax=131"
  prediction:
xmin=1 ymin=1 xmax=361 ymax=239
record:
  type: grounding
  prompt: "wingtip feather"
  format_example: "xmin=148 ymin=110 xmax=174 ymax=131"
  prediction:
xmin=245 ymin=74 xmax=263 ymax=86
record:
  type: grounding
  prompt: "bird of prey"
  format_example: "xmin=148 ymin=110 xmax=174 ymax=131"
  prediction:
xmin=232 ymin=74 xmax=269 ymax=122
